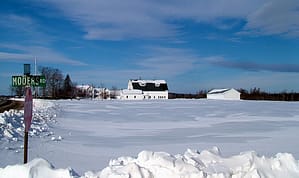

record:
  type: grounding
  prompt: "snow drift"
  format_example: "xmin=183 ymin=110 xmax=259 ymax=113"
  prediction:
xmin=2 ymin=99 xmax=299 ymax=177
xmin=0 ymin=99 xmax=58 ymax=141
xmin=90 ymin=147 xmax=299 ymax=178
xmin=0 ymin=158 xmax=75 ymax=178
xmin=1 ymin=147 xmax=299 ymax=178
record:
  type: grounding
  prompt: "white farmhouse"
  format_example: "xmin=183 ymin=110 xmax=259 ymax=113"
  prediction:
xmin=120 ymin=79 xmax=168 ymax=100
xmin=76 ymin=84 xmax=93 ymax=97
xmin=207 ymin=88 xmax=241 ymax=100
xmin=93 ymin=88 xmax=110 ymax=99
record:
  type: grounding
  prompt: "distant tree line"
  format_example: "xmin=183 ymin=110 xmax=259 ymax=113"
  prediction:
xmin=169 ymin=90 xmax=207 ymax=99
xmin=169 ymin=88 xmax=299 ymax=101
xmin=239 ymin=88 xmax=299 ymax=101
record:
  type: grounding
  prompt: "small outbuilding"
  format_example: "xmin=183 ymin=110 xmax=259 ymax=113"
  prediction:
xmin=120 ymin=89 xmax=144 ymax=100
xmin=207 ymin=88 xmax=241 ymax=100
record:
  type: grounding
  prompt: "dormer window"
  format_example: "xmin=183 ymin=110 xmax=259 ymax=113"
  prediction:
xmin=139 ymin=82 xmax=146 ymax=86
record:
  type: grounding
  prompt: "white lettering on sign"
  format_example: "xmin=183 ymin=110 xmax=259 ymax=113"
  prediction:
xmin=12 ymin=75 xmax=46 ymax=87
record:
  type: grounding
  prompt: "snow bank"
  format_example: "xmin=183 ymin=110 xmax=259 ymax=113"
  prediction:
xmin=86 ymin=147 xmax=299 ymax=178
xmin=0 ymin=99 xmax=58 ymax=142
xmin=1 ymin=147 xmax=299 ymax=178
xmin=0 ymin=158 xmax=75 ymax=178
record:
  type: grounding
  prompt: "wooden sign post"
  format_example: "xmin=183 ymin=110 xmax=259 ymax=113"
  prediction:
xmin=24 ymin=87 xmax=33 ymax=164
xmin=11 ymin=64 xmax=46 ymax=164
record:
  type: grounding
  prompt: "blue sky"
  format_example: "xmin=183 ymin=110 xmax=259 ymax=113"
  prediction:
xmin=1 ymin=0 xmax=299 ymax=95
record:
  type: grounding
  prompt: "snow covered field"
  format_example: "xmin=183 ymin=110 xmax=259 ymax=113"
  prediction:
xmin=1 ymin=99 xmax=299 ymax=177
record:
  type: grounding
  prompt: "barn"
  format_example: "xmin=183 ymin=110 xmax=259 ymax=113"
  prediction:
xmin=120 ymin=79 xmax=168 ymax=100
xmin=207 ymin=88 xmax=241 ymax=100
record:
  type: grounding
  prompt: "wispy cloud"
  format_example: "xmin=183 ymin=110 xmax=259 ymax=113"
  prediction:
xmin=135 ymin=47 xmax=198 ymax=76
xmin=71 ymin=47 xmax=199 ymax=86
xmin=241 ymin=0 xmax=299 ymax=37
xmin=40 ymin=0 xmax=178 ymax=40
xmin=0 ymin=44 xmax=87 ymax=66
xmin=4 ymin=1 xmax=298 ymax=41
xmin=0 ymin=14 xmax=35 ymax=31
xmin=206 ymin=56 xmax=299 ymax=73
xmin=0 ymin=13 xmax=87 ymax=66
xmin=0 ymin=14 xmax=55 ymax=44
xmin=40 ymin=0 xmax=268 ymax=40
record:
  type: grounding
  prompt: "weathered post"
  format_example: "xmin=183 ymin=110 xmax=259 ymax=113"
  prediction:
xmin=24 ymin=87 xmax=33 ymax=163
xmin=23 ymin=64 xmax=33 ymax=164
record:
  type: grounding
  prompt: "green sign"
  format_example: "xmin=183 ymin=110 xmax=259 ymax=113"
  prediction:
xmin=12 ymin=75 xmax=46 ymax=87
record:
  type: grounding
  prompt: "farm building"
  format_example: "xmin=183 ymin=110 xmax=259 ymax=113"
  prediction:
xmin=207 ymin=88 xmax=241 ymax=100
xmin=76 ymin=85 xmax=93 ymax=97
xmin=120 ymin=79 xmax=168 ymax=100
xmin=76 ymin=85 xmax=110 ymax=99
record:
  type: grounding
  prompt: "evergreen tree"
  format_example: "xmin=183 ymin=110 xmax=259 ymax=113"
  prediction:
xmin=63 ymin=74 xmax=74 ymax=98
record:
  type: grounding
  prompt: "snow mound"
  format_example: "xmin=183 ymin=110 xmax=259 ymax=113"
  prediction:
xmin=0 ymin=158 xmax=76 ymax=178
xmin=1 ymin=147 xmax=299 ymax=178
xmin=0 ymin=99 xmax=58 ymax=142
xmin=87 ymin=147 xmax=299 ymax=178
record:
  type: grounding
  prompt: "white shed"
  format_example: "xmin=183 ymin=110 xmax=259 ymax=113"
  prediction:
xmin=207 ymin=88 xmax=241 ymax=100
xmin=120 ymin=89 xmax=144 ymax=100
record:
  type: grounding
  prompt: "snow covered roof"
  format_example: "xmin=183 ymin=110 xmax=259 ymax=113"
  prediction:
xmin=131 ymin=79 xmax=167 ymax=84
xmin=130 ymin=79 xmax=168 ymax=91
xmin=122 ymin=89 xmax=143 ymax=94
xmin=94 ymin=88 xmax=109 ymax=91
xmin=76 ymin=85 xmax=92 ymax=90
xmin=208 ymin=88 xmax=239 ymax=94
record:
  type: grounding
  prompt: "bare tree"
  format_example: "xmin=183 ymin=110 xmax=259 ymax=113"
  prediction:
xmin=39 ymin=66 xmax=64 ymax=98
